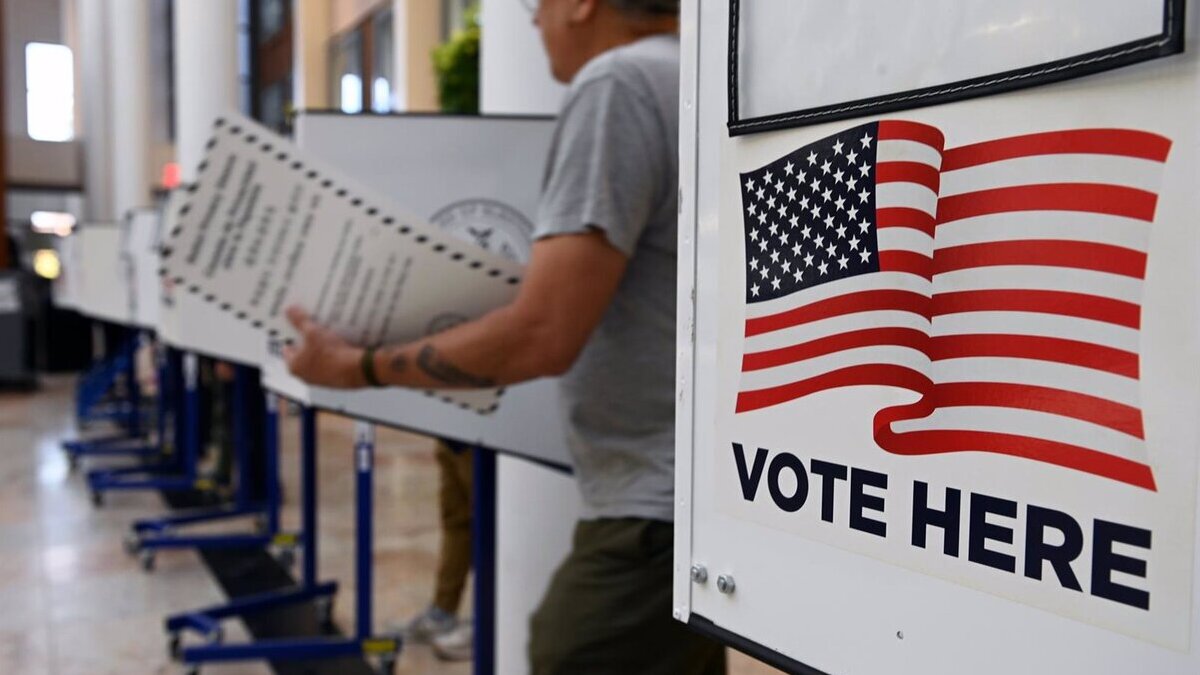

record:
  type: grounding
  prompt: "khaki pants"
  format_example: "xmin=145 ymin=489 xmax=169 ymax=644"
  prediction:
xmin=434 ymin=441 xmax=474 ymax=614
xmin=529 ymin=518 xmax=727 ymax=675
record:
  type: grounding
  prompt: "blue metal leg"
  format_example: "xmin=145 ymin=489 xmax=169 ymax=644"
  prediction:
xmin=354 ymin=422 xmax=375 ymax=640
xmin=131 ymin=369 xmax=295 ymax=555
xmin=175 ymin=412 xmax=400 ymax=671
xmin=265 ymin=394 xmax=282 ymax=535
xmin=301 ymin=405 xmax=317 ymax=587
xmin=165 ymin=402 xmax=334 ymax=641
xmin=64 ymin=334 xmax=154 ymax=462
xmin=473 ymin=448 xmax=497 ymax=675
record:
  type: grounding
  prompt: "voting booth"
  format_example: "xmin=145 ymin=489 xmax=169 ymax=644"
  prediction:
xmin=675 ymin=1 xmax=1199 ymax=673
xmin=263 ymin=112 xmax=570 ymax=468
xmin=160 ymin=111 xmax=572 ymax=469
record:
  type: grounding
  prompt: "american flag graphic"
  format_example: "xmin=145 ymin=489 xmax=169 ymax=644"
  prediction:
xmin=737 ymin=121 xmax=1171 ymax=491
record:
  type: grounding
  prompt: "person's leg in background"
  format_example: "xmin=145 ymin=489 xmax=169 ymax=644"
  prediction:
xmin=529 ymin=519 xmax=727 ymax=675
xmin=430 ymin=440 xmax=475 ymax=661
xmin=403 ymin=438 xmax=474 ymax=660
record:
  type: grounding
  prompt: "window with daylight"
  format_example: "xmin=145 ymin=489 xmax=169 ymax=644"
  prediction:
xmin=25 ymin=42 xmax=75 ymax=142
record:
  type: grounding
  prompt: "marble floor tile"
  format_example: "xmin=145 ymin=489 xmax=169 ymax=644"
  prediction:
xmin=0 ymin=624 xmax=53 ymax=675
xmin=0 ymin=578 xmax=49 ymax=633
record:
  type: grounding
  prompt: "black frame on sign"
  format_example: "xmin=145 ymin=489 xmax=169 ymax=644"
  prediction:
xmin=727 ymin=0 xmax=1187 ymax=136
xmin=688 ymin=614 xmax=830 ymax=675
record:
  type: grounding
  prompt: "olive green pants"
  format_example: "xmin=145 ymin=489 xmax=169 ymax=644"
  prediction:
xmin=529 ymin=518 xmax=727 ymax=675
xmin=434 ymin=441 xmax=473 ymax=614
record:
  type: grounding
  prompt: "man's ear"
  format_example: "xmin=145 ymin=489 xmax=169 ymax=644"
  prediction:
xmin=568 ymin=0 xmax=600 ymax=24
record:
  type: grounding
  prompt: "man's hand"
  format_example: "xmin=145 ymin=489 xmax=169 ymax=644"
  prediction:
xmin=282 ymin=307 xmax=365 ymax=389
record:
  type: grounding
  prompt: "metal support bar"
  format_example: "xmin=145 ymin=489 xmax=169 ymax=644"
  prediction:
xmin=176 ymin=415 xmax=403 ymax=667
xmin=172 ymin=406 xmax=399 ymax=670
xmin=354 ymin=421 xmax=375 ymax=640
xmin=301 ymin=405 xmax=318 ymax=587
xmin=127 ymin=369 xmax=287 ymax=553
xmin=166 ymin=582 xmax=339 ymax=631
xmin=472 ymin=448 xmax=497 ymax=675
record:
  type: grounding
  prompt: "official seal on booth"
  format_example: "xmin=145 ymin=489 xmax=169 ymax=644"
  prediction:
xmin=429 ymin=198 xmax=534 ymax=264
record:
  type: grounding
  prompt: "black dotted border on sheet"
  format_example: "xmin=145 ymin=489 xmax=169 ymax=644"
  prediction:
xmin=422 ymin=389 xmax=503 ymax=415
xmin=159 ymin=116 xmax=522 ymax=415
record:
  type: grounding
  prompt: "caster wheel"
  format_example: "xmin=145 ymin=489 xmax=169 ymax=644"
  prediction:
xmin=167 ymin=632 xmax=182 ymax=659
xmin=314 ymin=596 xmax=335 ymax=631
xmin=91 ymin=491 xmax=104 ymax=507
xmin=123 ymin=532 xmax=142 ymax=556
xmin=375 ymin=656 xmax=396 ymax=675
xmin=140 ymin=550 xmax=156 ymax=572
xmin=274 ymin=547 xmax=296 ymax=569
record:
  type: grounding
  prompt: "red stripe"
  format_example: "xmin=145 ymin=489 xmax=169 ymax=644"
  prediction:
xmin=929 ymin=334 xmax=1139 ymax=379
xmin=742 ymin=327 xmax=928 ymax=372
xmin=933 ymin=290 xmax=1140 ymax=329
xmin=942 ymin=128 xmax=1172 ymax=171
xmin=877 ymin=207 xmax=935 ymax=237
xmin=877 ymin=161 xmax=940 ymax=193
xmin=873 ymin=421 xmax=1155 ymax=491
xmin=746 ymin=289 xmax=930 ymax=337
xmin=878 ymin=120 xmax=946 ymax=150
xmin=938 ymin=183 xmax=1160 ymax=223
xmin=926 ymin=382 xmax=1144 ymax=439
xmin=933 ymin=240 xmax=1147 ymax=279
xmin=736 ymin=364 xmax=930 ymax=413
xmin=880 ymin=250 xmax=933 ymax=279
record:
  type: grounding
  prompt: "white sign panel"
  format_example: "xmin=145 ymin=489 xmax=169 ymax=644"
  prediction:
xmin=678 ymin=1 xmax=1199 ymax=673
xmin=259 ymin=113 xmax=570 ymax=468
xmin=731 ymin=0 xmax=1184 ymax=134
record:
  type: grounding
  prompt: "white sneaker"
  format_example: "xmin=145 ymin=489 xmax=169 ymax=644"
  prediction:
xmin=398 ymin=605 xmax=457 ymax=643
xmin=432 ymin=621 xmax=473 ymax=662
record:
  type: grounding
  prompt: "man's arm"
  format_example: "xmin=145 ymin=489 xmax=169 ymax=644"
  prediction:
xmin=283 ymin=229 xmax=628 ymax=389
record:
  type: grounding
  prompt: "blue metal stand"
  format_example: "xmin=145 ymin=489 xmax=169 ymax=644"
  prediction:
xmin=87 ymin=351 xmax=203 ymax=504
xmin=173 ymin=416 xmax=398 ymax=673
xmin=127 ymin=369 xmax=297 ymax=571
xmin=63 ymin=332 xmax=154 ymax=465
xmin=473 ymin=448 xmax=497 ymax=675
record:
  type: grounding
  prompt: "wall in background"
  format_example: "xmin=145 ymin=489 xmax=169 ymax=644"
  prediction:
xmin=3 ymin=0 xmax=81 ymax=187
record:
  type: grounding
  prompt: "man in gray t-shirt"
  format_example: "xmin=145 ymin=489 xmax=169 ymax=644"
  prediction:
xmin=537 ymin=32 xmax=679 ymax=523
xmin=283 ymin=0 xmax=724 ymax=672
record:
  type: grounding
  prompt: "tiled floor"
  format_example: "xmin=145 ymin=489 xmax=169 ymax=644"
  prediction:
xmin=0 ymin=376 xmax=779 ymax=675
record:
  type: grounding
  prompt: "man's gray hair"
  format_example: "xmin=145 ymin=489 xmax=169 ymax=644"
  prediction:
xmin=606 ymin=0 xmax=680 ymax=16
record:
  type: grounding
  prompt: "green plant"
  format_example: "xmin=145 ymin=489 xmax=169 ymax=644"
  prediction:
xmin=433 ymin=3 xmax=481 ymax=114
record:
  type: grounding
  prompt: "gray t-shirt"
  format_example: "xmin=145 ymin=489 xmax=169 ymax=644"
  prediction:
xmin=535 ymin=34 xmax=680 ymax=522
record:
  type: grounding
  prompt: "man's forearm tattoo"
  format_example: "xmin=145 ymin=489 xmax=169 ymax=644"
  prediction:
xmin=416 ymin=344 xmax=496 ymax=388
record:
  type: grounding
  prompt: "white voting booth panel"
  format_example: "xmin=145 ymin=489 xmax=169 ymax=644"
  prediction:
xmin=259 ymin=113 xmax=571 ymax=468
xmin=125 ymin=209 xmax=162 ymax=330
xmin=77 ymin=223 xmax=134 ymax=325
xmin=677 ymin=0 xmax=1199 ymax=673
